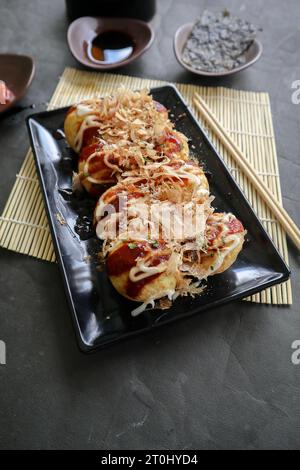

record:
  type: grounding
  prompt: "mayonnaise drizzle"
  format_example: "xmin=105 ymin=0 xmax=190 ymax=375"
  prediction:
xmin=208 ymin=233 xmax=241 ymax=275
xmin=131 ymin=288 xmax=176 ymax=317
xmin=129 ymin=261 xmax=168 ymax=282
xmin=75 ymin=114 xmax=101 ymax=153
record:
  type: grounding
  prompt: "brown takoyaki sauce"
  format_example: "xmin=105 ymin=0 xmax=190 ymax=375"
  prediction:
xmin=107 ymin=241 xmax=170 ymax=298
xmin=107 ymin=242 xmax=149 ymax=277
xmin=226 ymin=218 xmax=244 ymax=234
xmin=82 ymin=127 xmax=100 ymax=148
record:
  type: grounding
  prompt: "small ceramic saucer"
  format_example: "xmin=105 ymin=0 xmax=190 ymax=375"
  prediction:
xmin=67 ymin=16 xmax=154 ymax=70
xmin=0 ymin=54 xmax=35 ymax=113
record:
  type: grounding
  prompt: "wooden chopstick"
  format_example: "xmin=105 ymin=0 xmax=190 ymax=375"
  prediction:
xmin=193 ymin=92 xmax=300 ymax=251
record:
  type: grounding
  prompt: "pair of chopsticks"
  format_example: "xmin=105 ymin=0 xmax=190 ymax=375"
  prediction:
xmin=193 ymin=92 xmax=300 ymax=251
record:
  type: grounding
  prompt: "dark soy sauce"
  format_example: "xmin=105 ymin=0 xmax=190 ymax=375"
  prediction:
xmin=88 ymin=31 xmax=134 ymax=64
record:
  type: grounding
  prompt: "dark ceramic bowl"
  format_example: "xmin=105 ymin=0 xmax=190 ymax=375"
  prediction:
xmin=67 ymin=16 xmax=154 ymax=70
xmin=174 ymin=22 xmax=263 ymax=77
xmin=0 ymin=54 xmax=35 ymax=113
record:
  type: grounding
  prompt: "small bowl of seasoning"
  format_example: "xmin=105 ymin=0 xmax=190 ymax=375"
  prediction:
xmin=174 ymin=10 xmax=262 ymax=77
xmin=67 ymin=16 xmax=154 ymax=70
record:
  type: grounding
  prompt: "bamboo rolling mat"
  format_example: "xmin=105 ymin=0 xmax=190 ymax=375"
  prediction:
xmin=0 ymin=67 xmax=292 ymax=305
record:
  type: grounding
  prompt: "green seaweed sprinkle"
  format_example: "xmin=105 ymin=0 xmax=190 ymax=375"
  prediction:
xmin=128 ymin=243 xmax=137 ymax=249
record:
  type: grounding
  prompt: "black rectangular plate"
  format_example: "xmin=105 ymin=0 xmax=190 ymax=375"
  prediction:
xmin=27 ymin=85 xmax=290 ymax=352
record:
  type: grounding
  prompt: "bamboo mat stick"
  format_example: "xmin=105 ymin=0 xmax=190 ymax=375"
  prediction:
xmin=193 ymin=93 xmax=300 ymax=250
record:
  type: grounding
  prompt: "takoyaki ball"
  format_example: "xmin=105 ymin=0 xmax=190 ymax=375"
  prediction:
xmin=163 ymin=160 xmax=209 ymax=201
xmin=64 ymin=100 xmax=103 ymax=152
xmin=65 ymin=97 xmax=169 ymax=153
xmin=94 ymin=160 xmax=209 ymax=227
xmin=106 ymin=240 xmax=176 ymax=303
xmin=155 ymin=130 xmax=189 ymax=161
xmin=79 ymin=141 xmax=153 ymax=196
